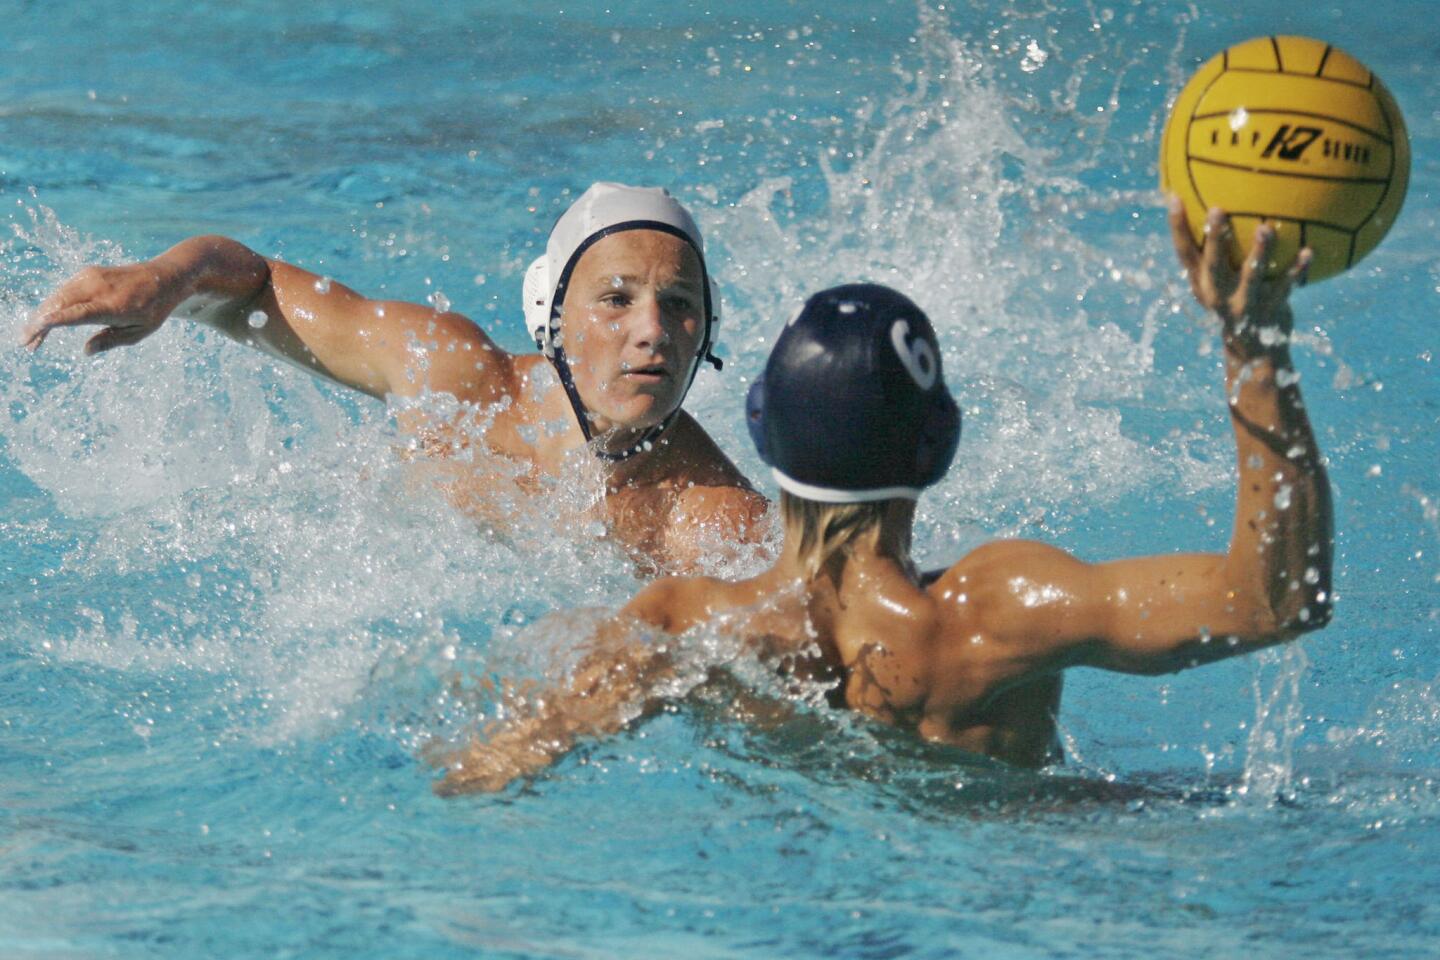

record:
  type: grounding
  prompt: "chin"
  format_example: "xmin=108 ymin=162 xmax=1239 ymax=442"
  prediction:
xmin=601 ymin=392 xmax=681 ymax=433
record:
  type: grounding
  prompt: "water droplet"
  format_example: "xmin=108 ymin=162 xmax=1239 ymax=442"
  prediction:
xmin=1303 ymin=567 xmax=1320 ymax=585
xmin=837 ymin=301 xmax=857 ymax=315
xmin=1367 ymin=464 xmax=1383 ymax=478
xmin=1246 ymin=454 xmax=1263 ymax=470
xmin=246 ymin=310 xmax=268 ymax=330
xmin=1273 ymin=484 xmax=1292 ymax=510
xmin=1228 ymin=107 xmax=1249 ymax=132
xmin=1019 ymin=39 xmax=1048 ymax=73
xmin=1257 ymin=325 xmax=1287 ymax=347
xmin=314 ymin=276 xmax=332 ymax=294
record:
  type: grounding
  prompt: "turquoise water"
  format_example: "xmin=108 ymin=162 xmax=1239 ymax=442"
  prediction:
xmin=3 ymin=1 xmax=1438 ymax=956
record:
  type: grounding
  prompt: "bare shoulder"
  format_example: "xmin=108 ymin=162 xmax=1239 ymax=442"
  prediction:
xmin=622 ymin=574 xmax=731 ymax=634
xmin=934 ymin=539 xmax=1086 ymax=588
xmin=660 ymin=413 xmax=771 ymax=553
xmin=928 ymin=539 xmax=1098 ymax=633
xmin=665 ymin=413 xmax=755 ymax=488
xmin=673 ymin=482 xmax=770 ymax=536
xmin=400 ymin=311 xmax=518 ymax=403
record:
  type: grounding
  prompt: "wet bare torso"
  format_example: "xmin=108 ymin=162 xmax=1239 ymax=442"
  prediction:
xmin=402 ymin=354 xmax=769 ymax=575
xmin=645 ymin=551 xmax=1068 ymax=767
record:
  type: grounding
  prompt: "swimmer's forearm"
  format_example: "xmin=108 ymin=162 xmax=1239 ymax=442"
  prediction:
xmin=156 ymin=238 xmax=410 ymax=396
xmin=158 ymin=235 xmax=271 ymax=328
xmin=435 ymin=641 xmax=674 ymax=795
xmin=157 ymin=238 xmax=361 ymax=388
xmin=1223 ymin=335 xmax=1333 ymax=634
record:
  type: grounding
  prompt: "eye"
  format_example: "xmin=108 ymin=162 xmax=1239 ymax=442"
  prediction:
xmin=661 ymin=292 xmax=699 ymax=313
xmin=599 ymin=292 xmax=631 ymax=308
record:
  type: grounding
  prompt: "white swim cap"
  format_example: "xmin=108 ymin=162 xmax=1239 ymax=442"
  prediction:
xmin=522 ymin=182 xmax=720 ymax=359
xmin=520 ymin=182 xmax=723 ymax=462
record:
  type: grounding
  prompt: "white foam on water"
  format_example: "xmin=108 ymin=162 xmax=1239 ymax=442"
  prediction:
xmin=1 ymin=200 xmax=656 ymax=744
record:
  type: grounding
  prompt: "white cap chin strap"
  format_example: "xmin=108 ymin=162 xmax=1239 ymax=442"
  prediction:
xmin=520 ymin=184 xmax=723 ymax=463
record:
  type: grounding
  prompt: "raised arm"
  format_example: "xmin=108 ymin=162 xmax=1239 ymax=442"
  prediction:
xmin=939 ymin=202 xmax=1333 ymax=684
xmin=22 ymin=234 xmax=514 ymax=402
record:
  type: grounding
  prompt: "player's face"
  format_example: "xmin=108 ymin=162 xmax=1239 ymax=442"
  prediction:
xmin=558 ymin=230 xmax=705 ymax=437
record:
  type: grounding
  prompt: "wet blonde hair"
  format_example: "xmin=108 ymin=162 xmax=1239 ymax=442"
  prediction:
xmin=780 ymin=492 xmax=892 ymax=581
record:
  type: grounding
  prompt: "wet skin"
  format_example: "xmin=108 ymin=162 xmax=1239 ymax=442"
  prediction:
xmin=436 ymin=202 xmax=1334 ymax=795
xmin=23 ymin=230 xmax=768 ymax=574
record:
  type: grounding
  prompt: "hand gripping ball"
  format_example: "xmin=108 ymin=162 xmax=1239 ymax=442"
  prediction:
xmin=1160 ymin=35 xmax=1409 ymax=282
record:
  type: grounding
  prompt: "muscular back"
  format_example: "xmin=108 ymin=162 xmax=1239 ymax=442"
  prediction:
xmin=626 ymin=540 xmax=1082 ymax=766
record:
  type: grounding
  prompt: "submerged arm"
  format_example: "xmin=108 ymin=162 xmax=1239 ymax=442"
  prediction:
xmin=434 ymin=582 xmax=691 ymax=796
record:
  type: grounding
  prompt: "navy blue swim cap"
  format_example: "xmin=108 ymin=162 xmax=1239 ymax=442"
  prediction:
xmin=746 ymin=283 xmax=960 ymax=503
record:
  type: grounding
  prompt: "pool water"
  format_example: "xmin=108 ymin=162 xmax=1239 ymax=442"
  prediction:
xmin=3 ymin=1 xmax=1438 ymax=957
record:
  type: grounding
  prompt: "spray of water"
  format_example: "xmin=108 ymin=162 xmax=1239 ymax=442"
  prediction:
xmin=0 ymin=3 xmax=1338 ymax=795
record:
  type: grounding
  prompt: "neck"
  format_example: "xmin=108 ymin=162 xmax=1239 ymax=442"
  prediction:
xmin=775 ymin=499 xmax=917 ymax=584
xmin=544 ymin=352 xmax=679 ymax=469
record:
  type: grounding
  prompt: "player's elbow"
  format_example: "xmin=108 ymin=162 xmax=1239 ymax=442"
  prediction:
xmin=1290 ymin=591 xmax=1334 ymax=633
xmin=1231 ymin=585 xmax=1332 ymax=654
xmin=1268 ymin=574 xmax=1334 ymax=636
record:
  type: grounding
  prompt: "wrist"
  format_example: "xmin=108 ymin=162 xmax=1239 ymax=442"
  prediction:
xmin=162 ymin=235 xmax=268 ymax=303
xmin=1221 ymin=303 xmax=1295 ymax=361
xmin=1225 ymin=349 xmax=1294 ymax=378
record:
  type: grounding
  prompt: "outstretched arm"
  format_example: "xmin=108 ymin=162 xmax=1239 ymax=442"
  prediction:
xmin=434 ymin=582 xmax=690 ymax=796
xmin=22 ymin=235 xmax=513 ymax=402
xmin=939 ymin=202 xmax=1333 ymax=686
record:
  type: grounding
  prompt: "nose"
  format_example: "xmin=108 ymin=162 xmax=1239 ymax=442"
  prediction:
xmin=629 ymin=294 xmax=669 ymax=350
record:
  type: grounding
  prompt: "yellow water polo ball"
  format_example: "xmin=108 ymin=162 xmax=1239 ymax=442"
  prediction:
xmin=1160 ymin=35 xmax=1409 ymax=282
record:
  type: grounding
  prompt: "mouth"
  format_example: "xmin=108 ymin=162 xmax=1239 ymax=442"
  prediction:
xmin=620 ymin=361 xmax=671 ymax=383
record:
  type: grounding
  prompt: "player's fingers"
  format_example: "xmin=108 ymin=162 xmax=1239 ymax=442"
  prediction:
xmin=1236 ymin=223 xmax=1277 ymax=315
xmin=83 ymin=325 xmax=151 ymax=356
xmin=1167 ymin=195 xmax=1202 ymax=286
xmin=1288 ymin=247 xmax=1314 ymax=289
xmin=1200 ymin=207 xmax=1236 ymax=296
xmin=21 ymin=302 xmax=116 ymax=350
xmin=1256 ymin=246 xmax=1313 ymax=318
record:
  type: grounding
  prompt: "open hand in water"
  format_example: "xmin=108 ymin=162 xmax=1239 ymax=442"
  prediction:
xmin=23 ymin=259 xmax=187 ymax=355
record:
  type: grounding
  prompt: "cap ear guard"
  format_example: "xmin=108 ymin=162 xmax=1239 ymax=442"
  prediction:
xmin=522 ymin=255 xmax=553 ymax=355
xmin=745 ymin=376 xmax=769 ymax=463
xmin=914 ymin=393 xmax=961 ymax=487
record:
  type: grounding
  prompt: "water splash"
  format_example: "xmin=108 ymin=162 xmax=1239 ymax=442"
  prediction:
xmin=693 ymin=2 xmax=1225 ymax=560
xmin=1237 ymin=643 xmax=1310 ymax=803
